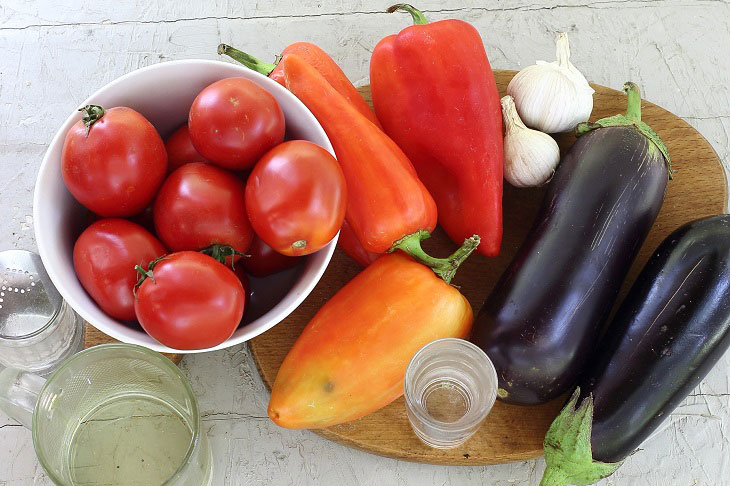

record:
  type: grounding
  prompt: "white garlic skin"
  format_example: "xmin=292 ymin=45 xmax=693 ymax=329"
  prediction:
xmin=507 ymin=32 xmax=594 ymax=133
xmin=501 ymin=95 xmax=561 ymax=188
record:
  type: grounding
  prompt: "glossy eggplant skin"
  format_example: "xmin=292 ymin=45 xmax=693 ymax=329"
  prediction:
xmin=582 ymin=215 xmax=730 ymax=463
xmin=472 ymin=126 xmax=668 ymax=405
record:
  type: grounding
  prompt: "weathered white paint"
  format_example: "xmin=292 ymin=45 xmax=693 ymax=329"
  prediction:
xmin=1 ymin=0 xmax=729 ymax=484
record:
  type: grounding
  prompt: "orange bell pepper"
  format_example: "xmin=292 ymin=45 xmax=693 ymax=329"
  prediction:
xmin=218 ymin=43 xmax=387 ymax=264
xmin=222 ymin=46 xmax=438 ymax=255
xmin=280 ymin=53 xmax=438 ymax=254
xmin=268 ymin=232 xmax=477 ymax=429
xmin=218 ymin=42 xmax=381 ymax=129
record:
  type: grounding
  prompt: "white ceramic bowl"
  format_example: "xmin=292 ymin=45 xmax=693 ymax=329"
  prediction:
xmin=33 ymin=59 xmax=337 ymax=354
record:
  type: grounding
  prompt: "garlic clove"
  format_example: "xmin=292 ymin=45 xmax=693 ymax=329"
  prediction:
xmin=507 ymin=32 xmax=594 ymax=134
xmin=501 ymin=95 xmax=561 ymax=188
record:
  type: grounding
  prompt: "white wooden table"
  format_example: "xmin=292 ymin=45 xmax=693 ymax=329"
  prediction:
xmin=2 ymin=1 xmax=729 ymax=484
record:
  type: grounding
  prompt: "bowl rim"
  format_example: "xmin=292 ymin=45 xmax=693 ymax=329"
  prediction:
xmin=33 ymin=58 xmax=338 ymax=354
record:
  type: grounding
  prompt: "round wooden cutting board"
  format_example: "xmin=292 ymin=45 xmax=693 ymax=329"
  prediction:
xmin=258 ymin=71 xmax=723 ymax=464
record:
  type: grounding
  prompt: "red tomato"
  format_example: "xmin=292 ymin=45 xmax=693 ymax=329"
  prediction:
xmin=188 ymin=78 xmax=285 ymax=170
xmin=242 ymin=236 xmax=301 ymax=277
xmin=73 ymin=219 xmax=166 ymax=321
xmin=134 ymin=251 xmax=244 ymax=350
xmin=62 ymin=105 xmax=167 ymax=217
xmin=245 ymin=140 xmax=346 ymax=256
xmin=164 ymin=124 xmax=207 ymax=172
xmin=153 ymin=163 xmax=254 ymax=256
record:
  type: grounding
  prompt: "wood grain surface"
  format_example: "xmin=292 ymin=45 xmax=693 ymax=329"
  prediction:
xmin=248 ymin=70 xmax=728 ymax=465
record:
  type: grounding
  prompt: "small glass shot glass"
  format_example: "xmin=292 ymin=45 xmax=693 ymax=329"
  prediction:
xmin=404 ymin=338 xmax=498 ymax=449
xmin=0 ymin=250 xmax=85 ymax=375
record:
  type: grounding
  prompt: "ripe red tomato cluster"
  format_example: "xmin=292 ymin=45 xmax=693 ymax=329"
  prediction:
xmin=63 ymin=78 xmax=346 ymax=350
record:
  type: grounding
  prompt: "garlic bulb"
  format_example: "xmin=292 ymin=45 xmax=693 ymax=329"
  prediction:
xmin=507 ymin=32 xmax=594 ymax=133
xmin=501 ymin=95 xmax=560 ymax=188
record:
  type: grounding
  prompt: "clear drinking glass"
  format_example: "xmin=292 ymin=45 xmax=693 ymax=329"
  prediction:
xmin=404 ymin=338 xmax=498 ymax=449
xmin=0 ymin=343 xmax=212 ymax=486
xmin=0 ymin=249 xmax=84 ymax=375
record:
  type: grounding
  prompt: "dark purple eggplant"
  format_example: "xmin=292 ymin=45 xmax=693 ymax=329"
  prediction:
xmin=472 ymin=83 xmax=671 ymax=405
xmin=541 ymin=215 xmax=730 ymax=486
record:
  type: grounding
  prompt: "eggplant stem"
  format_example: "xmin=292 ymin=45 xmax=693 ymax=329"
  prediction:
xmin=624 ymin=82 xmax=642 ymax=122
xmin=218 ymin=43 xmax=277 ymax=76
xmin=386 ymin=4 xmax=429 ymax=25
xmin=390 ymin=230 xmax=479 ymax=284
xmin=540 ymin=387 xmax=623 ymax=486
xmin=575 ymin=81 xmax=672 ymax=179
xmin=539 ymin=466 xmax=569 ymax=486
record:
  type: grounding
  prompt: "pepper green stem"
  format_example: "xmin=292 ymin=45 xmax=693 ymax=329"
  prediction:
xmin=218 ymin=43 xmax=277 ymax=76
xmin=390 ymin=230 xmax=479 ymax=284
xmin=386 ymin=4 xmax=429 ymax=25
xmin=79 ymin=104 xmax=105 ymax=137
xmin=575 ymin=81 xmax=672 ymax=179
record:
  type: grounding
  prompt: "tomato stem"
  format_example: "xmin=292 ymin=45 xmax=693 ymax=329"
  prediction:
xmin=79 ymin=104 xmax=105 ymax=137
xmin=132 ymin=255 xmax=165 ymax=298
xmin=390 ymin=231 xmax=479 ymax=284
xmin=218 ymin=44 xmax=277 ymax=77
xmin=200 ymin=244 xmax=247 ymax=269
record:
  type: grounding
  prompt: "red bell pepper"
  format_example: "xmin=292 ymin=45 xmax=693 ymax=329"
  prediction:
xmin=337 ymin=219 xmax=379 ymax=267
xmin=370 ymin=4 xmax=504 ymax=256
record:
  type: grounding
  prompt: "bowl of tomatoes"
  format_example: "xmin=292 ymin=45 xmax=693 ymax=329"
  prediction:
xmin=33 ymin=59 xmax=344 ymax=353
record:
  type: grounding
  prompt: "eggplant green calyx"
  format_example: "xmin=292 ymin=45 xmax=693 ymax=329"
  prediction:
xmin=387 ymin=4 xmax=429 ymax=25
xmin=133 ymin=255 xmax=168 ymax=298
xmin=200 ymin=244 xmax=247 ymax=270
xmin=79 ymin=104 xmax=105 ymax=137
xmin=540 ymin=388 xmax=623 ymax=486
xmin=576 ymin=82 xmax=672 ymax=179
xmin=218 ymin=43 xmax=277 ymax=77
xmin=390 ymin=230 xmax=479 ymax=284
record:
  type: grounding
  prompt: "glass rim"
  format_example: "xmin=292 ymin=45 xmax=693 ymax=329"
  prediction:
xmin=0 ymin=296 xmax=64 ymax=342
xmin=404 ymin=338 xmax=498 ymax=433
xmin=31 ymin=343 xmax=201 ymax=486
